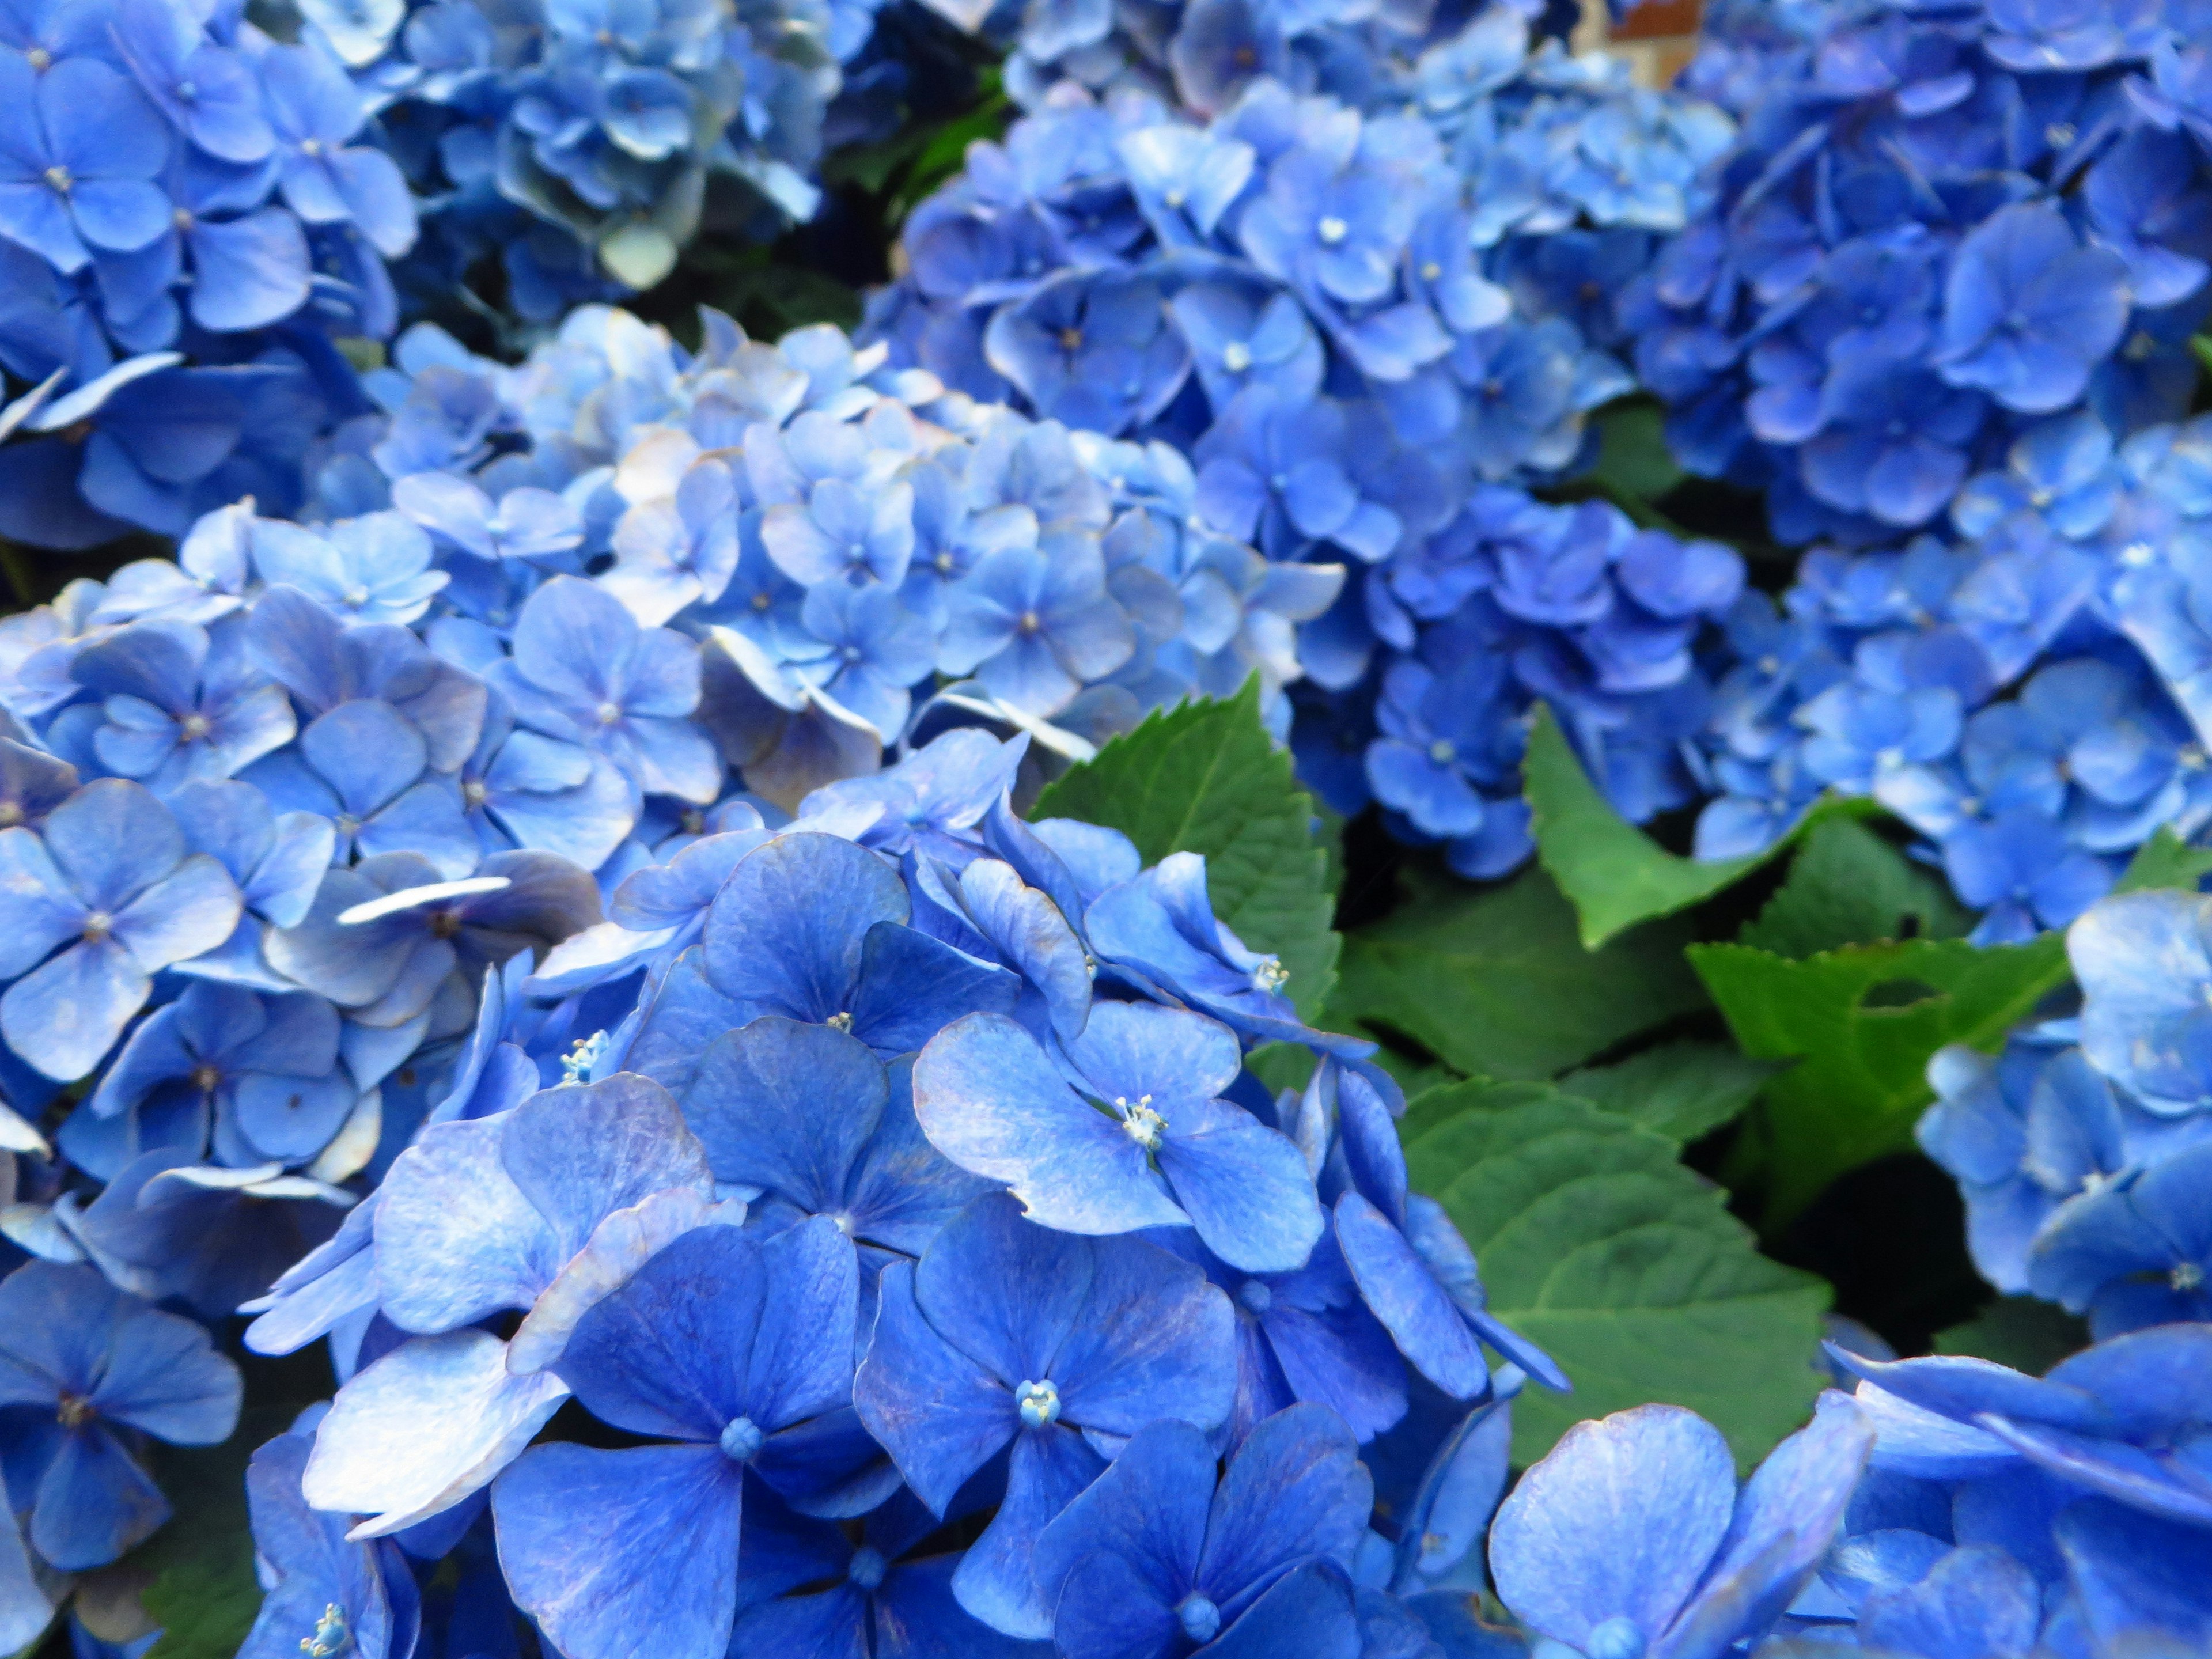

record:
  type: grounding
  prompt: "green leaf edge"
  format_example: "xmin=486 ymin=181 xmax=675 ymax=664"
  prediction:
xmin=1524 ymin=704 xmax=1874 ymax=949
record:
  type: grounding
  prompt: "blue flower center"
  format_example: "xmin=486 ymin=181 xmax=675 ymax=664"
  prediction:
xmin=1222 ymin=342 xmax=1252 ymax=373
xmin=1236 ymin=1279 xmax=1272 ymax=1315
xmin=43 ymin=165 xmax=70 ymax=194
xmin=56 ymin=1392 xmax=91 ymax=1428
xmin=1115 ymin=1095 xmax=1165 ymax=1150
xmin=1316 ymin=215 xmax=1347 ymax=245
xmin=1585 ymin=1616 xmax=1646 ymax=1659
xmin=2172 ymin=1262 xmax=2204 ymax=1292
xmin=1429 ymin=738 xmax=1456 ymax=764
xmin=1176 ymin=1595 xmax=1221 ymax=1643
xmin=300 ymin=1603 xmax=350 ymax=1658
xmin=1015 ymin=1379 xmax=1060 ymax=1427
xmin=719 ymin=1416 xmax=766 ymax=1462
xmin=847 ymin=1546 xmax=887 ymax=1591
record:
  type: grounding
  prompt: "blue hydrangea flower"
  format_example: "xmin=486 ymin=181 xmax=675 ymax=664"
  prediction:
xmin=1032 ymin=1404 xmax=1372 ymax=1657
xmin=490 ymin=576 xmax=722 ymax=805
xmin=490 ymin=1219 xmax=891 ymax=1659
xmin=1488 ymin=1396 xmax=1874 ymax=1658
xmin=237 ymin=1410 xmax=419 ymax=1659
xmin=0 ymin=1260 xmax=241 ymax=1570
xmin=853 ymin=1192 xmax=1237 ymax=1638
xmin=0 ymin=778 xmax=241 ymax=1081
xmin=914 ymin=1001 xmax=1324 ymax=1272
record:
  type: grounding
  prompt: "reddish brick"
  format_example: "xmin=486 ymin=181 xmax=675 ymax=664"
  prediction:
xmin=1614 ymin=0 xmax=1700 ymax=40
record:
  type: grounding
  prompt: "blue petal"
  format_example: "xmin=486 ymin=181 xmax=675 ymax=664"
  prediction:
xmin=499 ymin=1073 xmax=711 ymax=1260
xmin=1032 ymin=1415 xmax=1211 ymax=1625
xmin=303 ymin=1330 xmax=571 ymax=1536
xmin=373 ymin=1115 xmax=556 ymax=1332
xmin=1332 ymin=1194 xmax=1489 ymax=1401
xmin=1487 ymin=1404 xmax=1736 ymax=1652
xmin=32 ymin=1425 xmax=168 ymax=1571
xmin=702 ymin=833 xmax=906 ymax=1021
xmin=912 ymin=1012 xmax=1186 ymax=1238
xmin=845 ymin=921 xmax=1020 ymax=1058
xmin=2054 ymin=1497 xmax=2212 ymax=1653
xmin=1048 ymin=1232 xmax=1237 ymax=1437
xmin=1660 ymin=1392 xmax=1873 ymax=1654
xmin=853 ymin=1259 xmax=1016 ymax=1514
xmin=1203 ymin=1562 xmax=1361 ymax=1659
xmin=953 ymin=1424 xmax=1104 ymax=1639
xmin=682 ymin=1016 xmax=887 ymax=1201
xmin=2 ymin=937 xmax=150 ymax=1081
xmin=491 ymin=1442 xmax=744 ymax=1659
xmin=1200 ymin=1403 xmax=1370 ymax=1614
xmin=1156 ymin=1100 xmax=1323 ymax=1275
xmin=1857 ymin=1543 xmax=2041 ymax=1658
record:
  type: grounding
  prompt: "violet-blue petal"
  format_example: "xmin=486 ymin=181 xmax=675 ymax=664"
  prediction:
xmin=1488 ymin=1404 xmax=1736 ymax=1652
xmin=491 ymin=1442 xmax=744 ymax=1659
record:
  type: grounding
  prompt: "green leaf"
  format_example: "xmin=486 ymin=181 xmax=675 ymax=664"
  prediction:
xmin=1737 ymin=816 xmax=1968 ymax=959
xmin=1404 ymin=1084 xmax=1828 ymax=1468
xmin=135 ymin=1434 xmax=263 ymax=1659
xmin=2115 ymin=825 xmax=2212 ymax=895
xmin=1689 ymin=933 xmax=2073 ymax=1225
xmin=1331 ymin=864 xmax=1704 ymax=1080
xmin=1934 ymin=1297 xmax=2089 ymax=1374
xmin=1524 ymin=706 xmax=1869 ymax=949
xmin=2195 ymin=335 xmax=2212 ymax=378
xmin=1590 ymin=399 xmax=1685 ymax=506
xmin=1400 ymin=1075 xmax=1557 ymax=1146
xmin=1561 ymin=1040 xmax=1779 ymax=1143
xmin=1031 ymin=680 xmax=1338 ymax=1018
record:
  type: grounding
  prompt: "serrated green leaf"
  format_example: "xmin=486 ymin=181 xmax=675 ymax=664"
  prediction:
xmin=1031 ymin=679 xmax=1338 ymax=1018
xmin=1738 ymin=817 xmax=1968 ymax=959
xmin=1689 ymin=933 xmax=2072 ymax=1226
xmin=1400 ymin=1076 xmax=1556 ymax=1146
xmin=1331 ymin=864 xmax=1703 ymax=1080
xmin=1933 ymin=1297 xmax=2089 ymax=1374
xmin=1524 ymin=707 xmax=1870 ymax=949
xmin=1562 ymin=1040 xmax=1779 ymax=1143
xmin=2115 ymin=825 xmax=2212 ymax=895
xmin=1404 ymin=1084 xmax=1828 ymax=1468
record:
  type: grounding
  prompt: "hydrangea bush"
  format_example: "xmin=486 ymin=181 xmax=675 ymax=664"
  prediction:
xmin=5 ymin=0 xmax=2212 ymax=1656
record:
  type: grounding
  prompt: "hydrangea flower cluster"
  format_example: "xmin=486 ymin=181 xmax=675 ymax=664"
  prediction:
xmin=974 ymin=0 xmax=1554 ymax=115
xmin=291 ymin=0 xmax=849 ymax=317
xmin=0 ymin=291 xmax=1603 ymax=1654
xmin=1624 ymin=0 xmax=2211 ymax=547
xmin=1688 ymin=410 xmax=2212 ymax=942
xmin=1920 ymin=882 xmax=2212 ymax=1339
xmin=0 ymin=459 xmax=1604 ymax=1654
xmin=1794 ymin=1324 xmax=2212 ymax=1654
xmin=227 ymin=774 xmax=1589 ymax=1658
xmin=866 ymin=5 xmax=1748 ymax=868
xmin=1501 ymin=1325 xmax=2212 ymax=1656
xmin=301 ymin=301 xmax=1355 ymax=757
xmin=0 ymin=0 xmax=419 ymax=549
